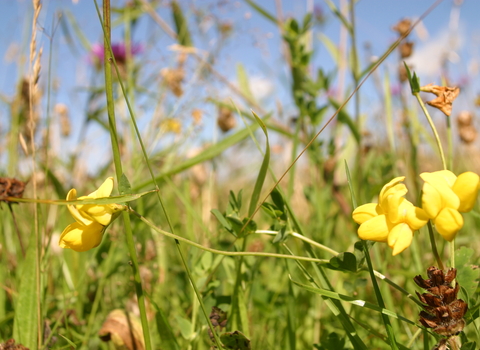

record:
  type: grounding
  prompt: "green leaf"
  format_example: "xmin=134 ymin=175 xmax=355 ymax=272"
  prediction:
xmin=9 ymin=189 xmax=157 ymax=206
xmin=119 ymin=173 xmax=132 ymax=195
xmin=236 ymin=64 xmax=256 ymax=105
xmin=318 ymin=34 xmax=340 ymax=64
xmin=13 ymin=239 xmax=38 ymax=350
xmin=152 ymin=302 xmax=180 ymax=350
xmin=247 ymin=112 xmax=270 ymax=217
xmin=327 ymin=252 xmax=358 ymax=273
xmin=134 ymin=120 xmax=263 ymax=191
xmin=175 ymin=315 xmax=194 ymax=340
xmin=171 ymin=1 xmax=193 ymax=46
xmin=290 ymin=277 xmax=416 ymax=326
xmin=211 ymin=209 xmax=233 ymax=232
xmin=455 ymin=247 xmax=480 ymax=301
xmin=244 ymin=0 xmax=277 ymax=24
xmin=314 ymin=332 xmax=347 ymax=350
xmin=220 ymin=330 xmax=251 ymax=350
xmin=461 ymin=342 xmax=477 ymax=350
xmin=328 ymin=98 xmax=361 ymax=144
xmin=272 ymin=225 xmax=288 ymax=244
xmin=403 ymin=62 xmax=420 ymax=94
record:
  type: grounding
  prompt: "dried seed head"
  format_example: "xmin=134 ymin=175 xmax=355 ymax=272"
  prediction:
xmin=217 ymin=106 xmax=236 ymax=132
xmin=456 ymin=111 xmax=477 ymax=144
xmin=0 ymin=178 xmax=26 ymax=203
xmin=414 ymin=267 xmax=467 ymax=338
xmin=399 ymin=41 xmax=414 ymax=58
xmin=421 ymin=84 xmax=460 ymax=116
xmin=54 ymin=103 xmax=71 ymax=137
xmin=0 ymin=339 xmax=30 ymax=350
xmin=392 ymin=18 xmax=412 ymax=36
xmin=161 ymin=67 xmax=185 ymax=97
xmin=457 ymin=111 xmax=473 ymax=127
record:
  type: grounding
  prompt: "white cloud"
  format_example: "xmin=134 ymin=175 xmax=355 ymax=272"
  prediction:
xmin=406 ymin=28 xmax=464 ymax=78
xmin=249 ymin=75 xmax=274 ymax=100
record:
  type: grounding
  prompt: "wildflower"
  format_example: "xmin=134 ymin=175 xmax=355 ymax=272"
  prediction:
xmin=420 ymin=170 xmax=480 ymax=241
xmin=90 ymin=42 xmax=144 ymax=65
xmin=352 ymin=177 xmax=428 ymax=255
xmin=421 ymin=84 xmax=460 ymax=117
xmin=59 ymin=177 xmax=124 ymax=252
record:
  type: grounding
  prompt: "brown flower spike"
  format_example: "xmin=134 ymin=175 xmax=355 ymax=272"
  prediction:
xmin=421 ymin=84 xmax=460 ymax=117
xmin=0 ymin=178 xmax=26 ymax=203
xmin=414 ymin=267 xmax=467 ymax=338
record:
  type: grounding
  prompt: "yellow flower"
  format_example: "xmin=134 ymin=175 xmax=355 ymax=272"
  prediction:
xmin=420 ymin=170 xmax=480 ymax=241
xmin=59 ymin=177 xmax=124 ymax=252
xmin=352 ymin=177 xmax=428 ymax=255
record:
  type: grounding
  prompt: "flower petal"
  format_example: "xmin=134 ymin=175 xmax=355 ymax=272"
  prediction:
xmin=357 ymin=215 xmax=390 ymax=242
xmin=379 ymin=177 xmax=407 ymax=208
xmin=421 ymin=182 xmax=443 ymax=219
xmin=66 ymin=189 xmax=95 ymax=226
xmin=434 ymin=207 xmax=463 ymax=242
xmin=59 ymin=222 xmax=105 ymax=252
xmin=352 ymin=203 xmax=381 ymax=224
xmin=421 ymin=172 xmax=460 ymax=210
xmin=452 ymin=172 xmax=480 ymax=212
xmin=88 ymin=177 xmax=114 ymax=198
xmin=405 ymin=206 xmax=429 ymax=231
xmin=387 ymin=223 xmax=413 ymax=256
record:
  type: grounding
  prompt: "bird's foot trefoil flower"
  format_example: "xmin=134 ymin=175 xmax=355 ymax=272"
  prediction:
xmin=420 ymin=170 xmax=480 ymax=241
xmin=59 ymin=177 xmax=125 ymax=252
xmin=352 ymin=176 xmax=428 ymax=255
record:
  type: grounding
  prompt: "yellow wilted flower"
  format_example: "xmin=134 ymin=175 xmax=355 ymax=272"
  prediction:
xmin=420 ymin=170 xmax=480 ymax=241
xmin=352 ymin=177 xmax=428 ymax=255
xmin=59 ymin=177 xmax=124 ymax=252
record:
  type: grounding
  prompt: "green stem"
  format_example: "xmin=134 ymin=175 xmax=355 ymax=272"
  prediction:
xmin=93 ymin=1 xmax=222 ymax=345
xmin=414 ymin=93 xmax=447 ymax=170
xmin=427 ymin=221 xmax=444 ymax=270
xmin=175 ymin=242 xmax=224 ymax=348
xmin=446 ymin=115 xmax=453 ymax=170
xmin=99 ymin=2 xmax=151 ymax=349
xmin=362 ymin=242 xmax=398 ymax=349
xmin=130 ymin=209 xmax=328 ymax=264
xmin=257 ymin=230 xmax=425 ymax=307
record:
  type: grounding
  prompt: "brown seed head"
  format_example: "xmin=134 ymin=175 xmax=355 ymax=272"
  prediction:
xmin=392 ymin=18 xmax=412 ymax=36
xmin=0 ymin=178 xmax=26 ymax=203
xmin=421 ymin=84 xmax=460 ymax=116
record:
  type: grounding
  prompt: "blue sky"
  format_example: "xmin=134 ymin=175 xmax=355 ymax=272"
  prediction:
xmin=1 ymin=0 xmax=479 ymax=175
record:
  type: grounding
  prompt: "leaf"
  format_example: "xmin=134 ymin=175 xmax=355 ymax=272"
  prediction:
xmin=171 ymin=1 xmax=192 ymax=46
xmin=327 ymin=252 xmax=358 ymax=273
xmin=9 ymin=190 xmax=157 ymax=206
xmin=175 ymin=315 xmax=194 ymax=340
xmin=247 ymin=112 xmax=270 ymax=217
xmin=289 ymin=277 xmax=415 ymax=326
xmin=236 ymin=64 xmax=256 ymax=105
xmin=461 ymin=342 xmax=477 ymax=350
xmin=314 ymin=332 xmax=347 ymax=350
xmin=328 ymin=98 xmax=360 ymax=144
xmin=272 ymin=225 xmax=288 ymax=244
xmin=220 ymin=330 xmax=251 ymax=350
xmin=98 ymin=310 xmax=145 ymax=350
xmin=13 ymin=238 xmax=38 ymax=350
xmin=318 ymin=33 xmax=340 ymax=63
xmin=244 ymin=0 xmax=277 ymax=24
xmin=455 ymin=247 xmax=480 ymax=301
xmin=211 ymin=209 xmax=233 ymax=232
xmin=119 ymin=173 xmax=132 ymax=195
xmin=403 ymin=62 xmax=420 ymax=94
xmin=134 ymin=121 xmax=262 ymax=191
xmin=152 ymin=302 xmax=180 ymax=350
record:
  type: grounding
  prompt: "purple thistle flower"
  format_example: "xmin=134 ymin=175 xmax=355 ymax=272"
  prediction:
xmin=90 ymin=42 xmax=144 ymax=64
